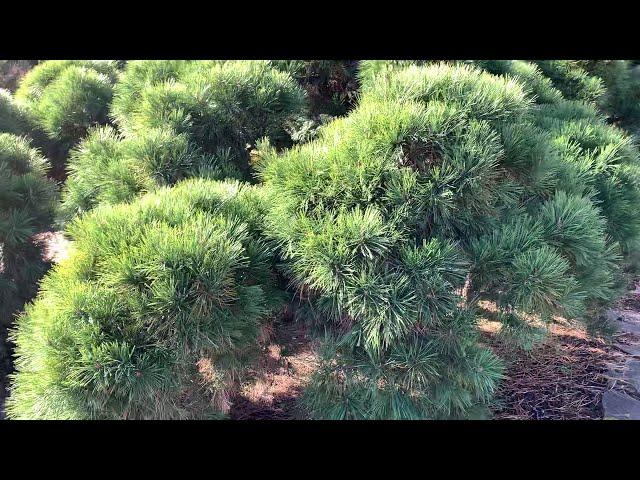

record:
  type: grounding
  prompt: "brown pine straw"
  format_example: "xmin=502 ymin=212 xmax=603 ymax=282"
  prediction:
xmin=482 ymin=320 xmax=625 ymax=420
xmin=229 ymin=320 xmax=318 ymax=420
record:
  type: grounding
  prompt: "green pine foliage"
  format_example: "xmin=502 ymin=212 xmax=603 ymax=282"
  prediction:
xmin=110 ymin=60 xmax=307 ymax=180
xmin=361 ymin=62 xmax=532 ymax=124
xmin=14 ymin=60 xmax=120 ymax=165
xmin=533 ymin=60 xmax=606 ymax=105
xmin=0 ymin=89 xmax=35 ymax=136
xmin=59 ymin=125 xmax=243 ymax=220
xmin=472 ymin=60 xmax=564 ymax=104
xmin=533 ymin=100 xmax=640 ymax=254
xmin=580 ymin=60 xmax=640 ymax=130
xmin=259 ymin=61 xmax=640 ymax=419
xmin=6 ymin=59 xmax=640 ymax=421
xmin=0 ymin=133 xmax=57 ymax=326
xmin=259 ymin=63 xmax=535 ymax=418
xmin=357 ymin=60 xmax=433 ymax=91
xmin=6 ymin=178 xmax=284 ymax=419
xmin=57 ymin=60 xmax=308 ymax=221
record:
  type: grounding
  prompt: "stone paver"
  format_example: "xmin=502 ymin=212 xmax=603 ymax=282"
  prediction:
xmin=618 ymin=343 xmax=640 ymax=357
xmin=604 ymin=302 xmax=640 ymax=420
xmin=608 ymin=309 xmax=640 ymax=335
xmin=626 ymin=360 xmax=640 ymax=392
xmin=602 ymin=390 xmax=640 ymax=420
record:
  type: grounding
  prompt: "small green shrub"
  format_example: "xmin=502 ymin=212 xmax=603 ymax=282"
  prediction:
xmin=581 ymin=60 xmax=640 ymax=129
xmin=107 ymin=60 xmax=205 ymax=123
xmin=59 ymin=125 xmax=242 ymax=220
xmin=260 ymin=64 xmax=531 ymax=418
xmin=361 ymin=62 xmax=533 ymax=124
xmin=15 ymin=60 xmax=118 ymax=104
xmin=260 ymin=62 xmax=634 ymax=419
xmin=0 ymin=89 xmax=35 ymax=136
xmin=111 ymin=60 xmax=306 ymax=180
xmin=532 ymin=60 xmax=605 ymax=105
xmin=472 ymin=60 xmax=564 ymax=104
xmin=357 ymin=60 xmax=432 ymax=90
xmin=15 ymin=61 xmax=119 ymax=164
xmin=1 ymin=88 xmax=60 ymax=170
xmin=7 ymin=178 xmax=283 ymax=419
xmin=0 ymin=133 xmax=57 ymax=326
xmin=533 ymin=100 xmax=640 ymax=253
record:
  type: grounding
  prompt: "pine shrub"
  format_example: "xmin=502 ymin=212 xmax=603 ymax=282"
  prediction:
xmin=0 ymin=133 xmax=57 ymax=326
xmin=59 ymin=125 xmax=242 ymax=220
xmin=259 ymin=64 xmax=530 ymax=418
xmin=14 ymin=61 xmax=120 ymax=164
xmin=259 ymin=62 xmax=637 ymax=418
xmin=532 ymin=60 xmax=606 ymax=105
xmin=533 ymin=100 xmax=640 ymax=254
xmin=0 ymin=89 xmax=35 ymax=136
xmin=581 ymin=60 xmax=640 ymax=129
xmin=7 ymin=178 xmax=284 ymax=419
xmin=472 ymin=60 xmax=564 ymax=104
xmin=357 ymin=60 xmax=433 ymax=90
xmin=110 ymin=60 xmax=306 ymax=180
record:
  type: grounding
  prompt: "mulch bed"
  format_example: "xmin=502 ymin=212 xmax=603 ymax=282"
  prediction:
xmin=229 ymin=321 xmax=317 ymax=420
xmin=486 ymin=323 xmax=624 ymax=420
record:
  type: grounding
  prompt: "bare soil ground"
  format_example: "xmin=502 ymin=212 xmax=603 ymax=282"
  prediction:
xmin=0 ymin=60 xmax=37 ymax=91
xmin=230 ymin=289 xmax=639 ymax=420
xmin=481 ymin=282 xmax=640 ymax=420
xmin=34 ymin=231 xmax=70 ymax=264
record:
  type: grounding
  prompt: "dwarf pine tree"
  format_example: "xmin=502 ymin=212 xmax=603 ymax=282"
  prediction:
xmin=7 ymin=178 xmax=284 ymax=419
xmin=258 ymin=62 xmax=638 ymax=419
xmin=476 ymin=60 xmax=640 ymax=131
xmin=58 ymin=125 xmax=243 ymax=220
xmin=55 ymin=61 xmax=307 ymax=222
xmin=580 ymin=60 xmax=640 ymax=129
xmin=532 ymin=60 xmax=606 ymax=105
xmin=450 ymin=61 xmax=640 ymax=262
xmin=14 ymin=60 xmax=120 ymax=171
xmin=471 ymin=61 xmax=564 ymax=104
xmin=0 ymin=89 xmax=35 ymax=137
xmin=532 ymin=100 xmax=640 ymax=254
xmin=0 ymin=134 xmax=57 ymax=325
xmin=110 ymin=60 xmax=306 ymax=181
xmin=258 ymin=65 xmax=523 ymax=418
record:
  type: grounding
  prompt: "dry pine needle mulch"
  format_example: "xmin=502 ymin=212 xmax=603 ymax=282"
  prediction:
xmin=485 ymin=323 xmax=623 ymax=420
